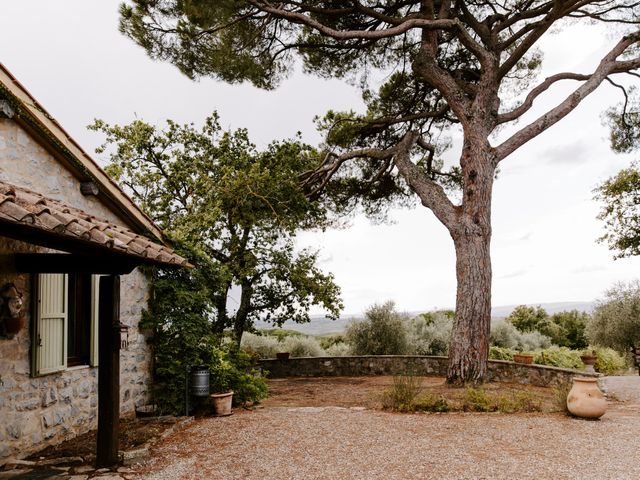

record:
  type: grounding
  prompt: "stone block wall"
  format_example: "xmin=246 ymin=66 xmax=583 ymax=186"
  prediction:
xmin=0 ymin=118 xmax=155 ymax=462
xmin=259 ymin=355 xmax=599 ymax=388
xmin=0 ymin=237 xmax=152 ymax=462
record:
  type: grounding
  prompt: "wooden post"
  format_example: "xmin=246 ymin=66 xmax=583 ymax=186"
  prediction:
xmin=96 ymin=275 xmax=121 ymax=468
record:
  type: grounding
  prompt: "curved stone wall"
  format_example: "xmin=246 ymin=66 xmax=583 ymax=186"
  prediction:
xmin=258 ymin=355 xmax=599 ymax=388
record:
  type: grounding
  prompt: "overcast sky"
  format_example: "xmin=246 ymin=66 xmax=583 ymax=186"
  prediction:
xmin=1 ymin=1 xmax=639 ymax=315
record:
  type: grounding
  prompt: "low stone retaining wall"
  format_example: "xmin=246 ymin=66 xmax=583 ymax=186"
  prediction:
xmin=259 ymin=356 xmax=599 ymax=388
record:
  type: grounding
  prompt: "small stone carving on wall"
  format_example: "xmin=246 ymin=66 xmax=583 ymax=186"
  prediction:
xmin=0 ymin=282 xmax=26 ymax=338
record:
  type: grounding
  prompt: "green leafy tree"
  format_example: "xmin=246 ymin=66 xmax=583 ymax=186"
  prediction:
xmin=505 ymin=306 xmax=589 ymax=349
xmin=596 ymin=87 xmax=640 ymax=256
xmin=596 ymin=161 xmax=640 ymax=258
xmin=119 ymin=1 xmax=640 ymax=382
xmin=92 ymin=113 xmax=342 ymax=344
xmin=506 ymin=306 xmax=549 ymax=333
xmin=549 ymin=310 xmax=589 ymax=349
xmin=587 ymin=280 xmax=640 ymax=352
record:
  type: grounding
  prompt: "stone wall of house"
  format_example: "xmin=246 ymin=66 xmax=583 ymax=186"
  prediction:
xmin=0 ymin=117 xmax=155 ymax=467
xmin=0 ymin=118 xmax=123 ymax=225
xmin=0 ymin=237 xmax=152 ymax=461
xmin=259 ymin=356 xmax=599 ymax=388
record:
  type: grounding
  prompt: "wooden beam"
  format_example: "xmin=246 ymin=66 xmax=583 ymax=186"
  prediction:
xmin=96 ymin=275 xmax=121 ymax=468
xmin=15 ymin=253 xmax=137 ymax=275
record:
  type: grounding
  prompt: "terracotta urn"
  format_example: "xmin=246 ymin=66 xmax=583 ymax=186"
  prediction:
xmin=566 ymin=377 xmax=607 ymax=419
xmin=580 ymin=354 xmax=597 ymax=373
xmin=211 ymin=391 xmax=234 ymax=417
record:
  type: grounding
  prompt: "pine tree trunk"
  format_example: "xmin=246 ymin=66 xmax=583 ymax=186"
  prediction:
xmin=446 ymin=226 xmax=492 ymax=384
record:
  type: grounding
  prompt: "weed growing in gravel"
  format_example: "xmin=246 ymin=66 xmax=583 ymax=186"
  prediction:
xmin=381 ymin=373 xmax=423 ymax=411
xmin=553 ymin=383 xmax=572 ymax=413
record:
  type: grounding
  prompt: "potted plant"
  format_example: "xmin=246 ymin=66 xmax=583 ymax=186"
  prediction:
xmin=513 ymin=352 xmax=534 ymax=365
xmin=209 ymin=347 xmax=234 ymax=416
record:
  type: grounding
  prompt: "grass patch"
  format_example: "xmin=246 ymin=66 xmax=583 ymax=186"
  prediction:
xmin=380 ymin=375 xmax=547 ymax=414
xmin=413 ymin=393 xmax=451 ymax=412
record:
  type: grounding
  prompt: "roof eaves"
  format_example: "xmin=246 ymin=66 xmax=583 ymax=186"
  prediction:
xmin=0 ymin=63 xmax=165 ymax=242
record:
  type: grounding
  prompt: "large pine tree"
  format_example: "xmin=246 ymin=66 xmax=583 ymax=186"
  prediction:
xmin=119 ymin=1 xmax=640 ymax=383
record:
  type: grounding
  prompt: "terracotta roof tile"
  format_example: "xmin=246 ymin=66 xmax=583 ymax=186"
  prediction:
xmin=0 ymin=180 xmax=190 ymax=267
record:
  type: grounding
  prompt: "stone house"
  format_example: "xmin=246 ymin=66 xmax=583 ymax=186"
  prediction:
xmin=0 ymin=64 xmax=189 ymax=465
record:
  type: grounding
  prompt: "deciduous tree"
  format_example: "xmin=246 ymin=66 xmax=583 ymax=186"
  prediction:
xmin=120 ymin=1 xmax=640 ymax=382
xmin=92 ymin=114 xmax=342 ymax=344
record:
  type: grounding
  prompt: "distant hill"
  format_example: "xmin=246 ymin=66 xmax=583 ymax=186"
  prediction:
xmin=255 ymin=301 xmax=595 ymax=336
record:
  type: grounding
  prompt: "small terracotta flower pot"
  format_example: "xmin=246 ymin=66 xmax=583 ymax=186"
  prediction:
xmin=580 ymin=354 xmax=597 ymax=373
xmin=276 ymin=352 xmax=290 ymax=360
xmin=211 ymin=391 xmax=234 ymax=417
xmin=513 ymin=353 xmax=534 ymax=365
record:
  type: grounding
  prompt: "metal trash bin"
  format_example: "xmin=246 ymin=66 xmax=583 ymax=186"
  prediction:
xmin=189 ymin=365 xmax=210 ymax=397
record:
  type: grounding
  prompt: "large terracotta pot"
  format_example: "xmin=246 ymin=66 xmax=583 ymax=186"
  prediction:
xmin=211 ymin=391 xmax=234 ymax=416
xmin=567 ymin=377 xmax=607 ymax=419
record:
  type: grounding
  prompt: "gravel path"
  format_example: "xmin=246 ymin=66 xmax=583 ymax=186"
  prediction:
xmin=601 ymin=375 xmax=640 ymax=403
xmin=130 ymin=377 xmax=640 ymax=480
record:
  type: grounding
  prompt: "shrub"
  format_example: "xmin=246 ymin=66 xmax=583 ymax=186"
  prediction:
xmin=462 ymin=388 xmax=542 ymax=413
xmin=505 ymin=306 xmax=590 ymax=349
xmin=408 ymin=311 xmax=452 ymax=356
xmin=519 ymin=331 xmax=553 ymax=351
xmin=413 ymin=394 xmax=451 ymax=413
xmin=533 ymin=347 xmax=583 ymax=369
xmin=495 ymin=391 xmax=541 ymax=413
xmin=490 ymin=320 xmax=551 ymax=351
xmin=325 ymin=342 xmax=352 ymax=356
xmin=241 ymin=332 xmax=281 ymax=359
xmin=318 ymin=334 xmax=346 ymax=350
xmin=260 ymin=329 xmax=303 ymax=341
xmin=589 ymin=347 xmax=628 ymax=375
xmin=346 ymin=301 xmax=410 ymax=355
xmin=587 ymin=281 xmax=640 ymax=353
xmin=489 ymin=346 xmax=514 ymax=361
xmin=380 ymin=373 xmax=423 ymax=412
xmin=463 ymin=387 xmax=493 ymax=412
xmin=282 ymin=335 xmax=326 ymax=357
xmin=553 ymin=383 xmax=572 ymax=413
xmin=225 ymin=350 xmax=269 ymax=406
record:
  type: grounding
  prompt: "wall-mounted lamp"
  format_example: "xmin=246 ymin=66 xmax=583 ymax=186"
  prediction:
xmin=118 ymin=322 xmax=130 ymax=350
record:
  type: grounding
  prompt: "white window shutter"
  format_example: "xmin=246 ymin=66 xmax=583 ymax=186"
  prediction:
xmin=90 ymin=275 xmax=100 ymax=366
xmin=35 ymin=273 xmax=68 ymax=375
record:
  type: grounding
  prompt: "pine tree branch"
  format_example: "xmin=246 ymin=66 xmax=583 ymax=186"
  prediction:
xmin=495 ymin=32 xmax=640 ymax=162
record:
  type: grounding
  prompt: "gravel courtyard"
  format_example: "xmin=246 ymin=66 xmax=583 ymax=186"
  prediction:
xmin=130 ymin=376 xmax=640 ymax=480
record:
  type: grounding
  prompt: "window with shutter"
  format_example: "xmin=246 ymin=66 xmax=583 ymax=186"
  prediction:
xmin=34 ymin=273 xmax=68 ymax=375
xmin=90 ymin=275 xmax=100 ymax=366
xmin=33 ymin=273 xmax=100 ymax=376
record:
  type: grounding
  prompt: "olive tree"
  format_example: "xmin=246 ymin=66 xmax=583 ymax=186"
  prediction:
xmin=588 ymin=280 xmax=640 ymax=352
xmin=119 ymin=1 xmax=640 ymax=382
